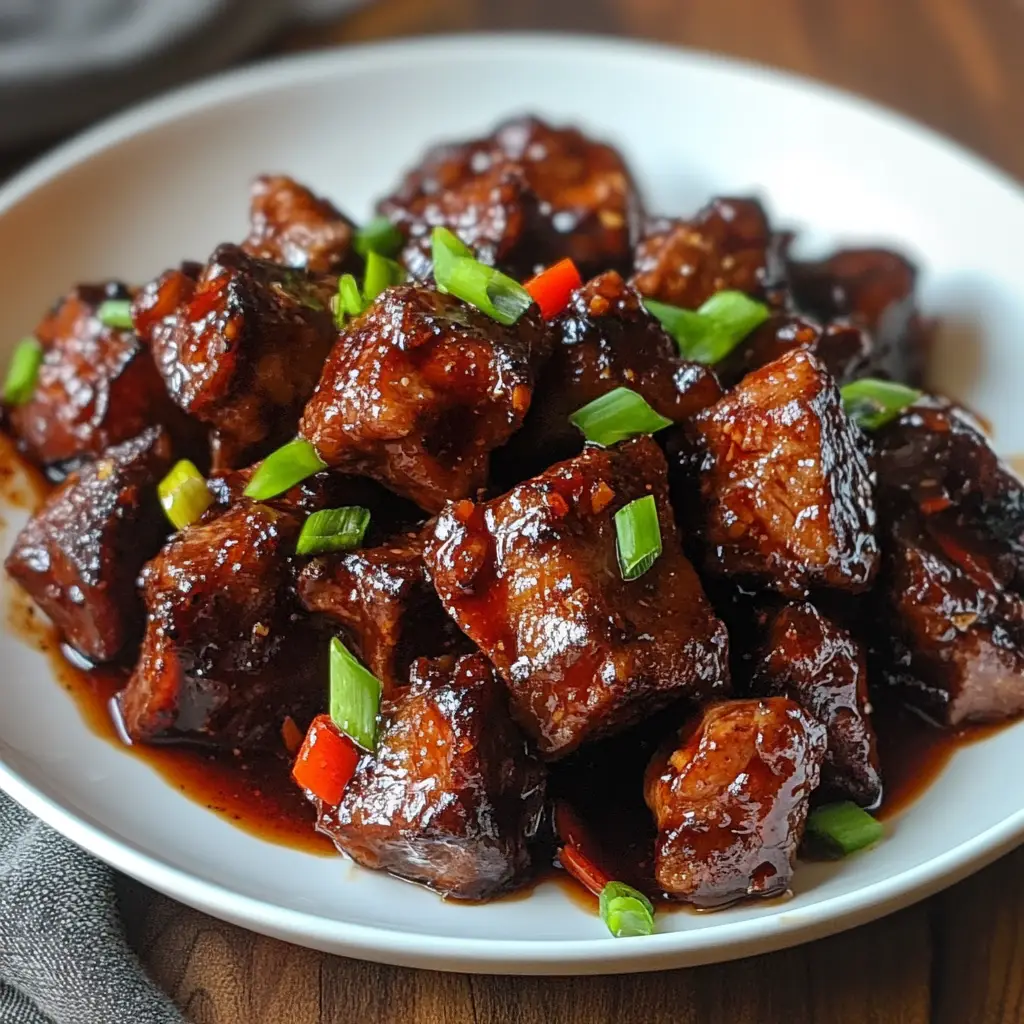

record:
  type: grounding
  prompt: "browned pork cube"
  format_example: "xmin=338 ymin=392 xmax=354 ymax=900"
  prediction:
xmin=317 ymin=653 xmax=546 ymax=900
xmin=299 ymin=284 xmax=551 ymax=513
xmin=645 ymin=698 xmax=826 ymax=907
xmin=630 ymin=198 xmax=789 ymax=309
xmin=241 ymin=174 xmax=358 ymax=274
xmin=119 ymin=501 xmax=328 ymax=748
xmin=5 ymin=427 xmax=172 ymax=663
xmin=425 ymin=436 xmax=730 ymax=758
xmin=377 ymin=116 xmax=640 ymax=280
xmin=133 ymin=244 xmax=336 ymax=470
xmin=750 ymin=602 xmax=881 ymax=808
xmin=9 ymin=284 xmax=183 ymax=473
xmin=688 ymin=349 xmax=878 ymax=596
xmin=297 ymin=532 xmax=466 ymax=694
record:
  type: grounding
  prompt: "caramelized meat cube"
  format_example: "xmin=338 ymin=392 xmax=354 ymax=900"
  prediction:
xmin=119 ymin=501 xmax=327 ymax=748
xmin=688 ymin=349 xmax=878 ymax=596
xmin=299 ymin=284 xmax=551 ymax=513
xmin=750 ymin=602 xmax=881 ymax=807
xmin=134 ymin=244 xmax=336 ymax=470
xmin=241 ymin=174 xmax=357 ymax=274
xmin=5 ymin=427 xmax=172 ymax=663
xmin=297 ymin=532 xmax=466 ymax=694
xmin=790 ymin=248 xmax=926 ymax=384
xmin=10 ymin=284 xmax=183 ymax=473
xmin=425 ymin=436 xmax=730 ymax=758
xmin=378 ymin=116 xmax=640 ymax=280
xmin=317 ymin=653 xmax=546 ymax=900
xmin=645 ymin=698 xmax=826 ymax=907
xmin=631 ymin=198 xmax=789 ymax=309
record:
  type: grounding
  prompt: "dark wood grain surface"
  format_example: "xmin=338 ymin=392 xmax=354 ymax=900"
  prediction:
xmin=114 ymin=1 xmax=1024 ymax=1020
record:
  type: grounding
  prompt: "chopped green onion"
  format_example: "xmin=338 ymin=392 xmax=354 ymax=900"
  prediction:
xmin=614 ymin=495 xmax=662 ymax=581
xmin=806 ymin=801 xmax=883 ymax=856
xmin=3 ymin=337 xmax=43 ymax=406
xmin=644 ymin=290 xmax=770 ymax=364
xmin=430 ymin=226 xmax=533 ymax=326
xmin=329 ymin=636 xmax=382 ymax=751
xmin=243 ymin=438 xmax=327 ymax=501
xmin=599 ymin=882 xmax=655 ymax=938
xmin=158 ymin=460 xmax=214 ymax=529
xmin=96 ymin=299 xmax=133 ymax=330
xmin=296 ymin=506 xmax=371 ymax=555
xmin=362 ymin=251 xmax=404 ymax=304
xmin=333 ymin=274 xmax=365 ymax=327
xmin=840 ymin=378 xmax=922 ymax=431
xmin=569 ymin=387 xmax=673 ymax=446
xmin=354 ymin=216 xmax=403 ymax=259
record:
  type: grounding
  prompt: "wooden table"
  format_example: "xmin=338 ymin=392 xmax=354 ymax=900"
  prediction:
xmin=113 ymin=1 xmax=1024 ymax=1021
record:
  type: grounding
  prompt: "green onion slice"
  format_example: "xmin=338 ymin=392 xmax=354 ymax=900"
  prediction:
xmin=158 ymin=460 xmax=214 ymax=530
xmin=354 ymin=216 xmax=403 ymax=259
xmin=840 ymin=378 xmax=922 ymax=431
xmin=599 ymin=882 xmax=655 ymax=938
xmin=569 ymin=387 xmax=673 ymax=446
xmin=614 ymin=494 xmax=662 ymax=581
xmin=805 ymin=801 xmax=883 ymax=856
xmin=3 ymin=337 xmax=43 ymax=406
xmin=333 ymin=273 xmax=365 ymax=327
xmin=329 ymin=636 xmax=383 ymax=751
xmin=362 ymin=251 xmax=404 ymax=304
xmin=297 ymin=506 xmax=371 ymax=555
xmin=430 ymin=226 xmax=473 ymax=287
xmin=96 ymin=299 xmax=133 ymax=330
xmin=644 ymin=290 xmax=770 ymax=364
xmin=243 ymin=438 xmax=327 ymax=501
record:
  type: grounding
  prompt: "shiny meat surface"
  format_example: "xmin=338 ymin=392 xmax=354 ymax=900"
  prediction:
xmin=750 ymin=601 xmax=882 ymax=808
xmin=10 ymin=284 xmax=186 ymax=473
xmin=425 ymin=436 xmax=730 ymax=758
xmin=317 ymin=653 xmax=546 ymax=900
xmin=297 ymin=531 xmax=466 ymax=695
xmin=377 ymin=116 xmax=640 ymax=280
xmin=299 ymin=284 xmax=551 ymax=513
xmin=644 ymin=698 xmax=826 ymax=907
xmin=133 ymin=244 xmax=336 ymax=470
xmin=119 ymin=501 xmax=328 ymax=748
xmin=630 ymin=198 xmax=789 ymax=309
xmin=241 ymin=174 xmax=357 ymax=275
xmin=686 ymin=349 xmax=879 ymax=596
xmin=5 ymin=427 xmax=172 ymax=663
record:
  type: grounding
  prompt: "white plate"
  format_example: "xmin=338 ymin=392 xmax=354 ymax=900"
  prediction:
xmin=1 ymin=34 xmax=1023 ymax=975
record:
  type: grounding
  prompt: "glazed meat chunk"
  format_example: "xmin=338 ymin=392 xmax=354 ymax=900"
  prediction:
xmin=316 ymin=653 xmax=546 ymax=900
xmin=297 ymin=532 xmax=466 ymax=694
xmin=119 ymin=501 xmax=328 ymax=748
xmin=425 ymin=436 xmax=730 ymax=758
xmin=686 ymin=348 xmax=878 ymax=596
xmin=133 ymin=244 xmax=336 ymax=470
xmin=645 ymin=698 xmax=826 ymax=907
xmin=378 ymin=116 xmax=640 ymax=280
xmin=299 ymin=284 xmax=551 ymax=513
xmin=749 ymin=602 xmax=881 ymax=807
xmin=9 ymin=283 xmax=183 ymax=474
xmin=630 ymin=198 xmax=789 ymax=309
xmin=790 ymin=248 xmax=926 ymax=384
xmin=241 ymin=174 xmax=358 ymax=274
xmin=5 ymin=426 xmax=172 ymax=663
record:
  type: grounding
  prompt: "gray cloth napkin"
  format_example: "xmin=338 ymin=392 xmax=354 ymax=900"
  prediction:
xmin=0 ymin=791 xmax=184 ymax=1022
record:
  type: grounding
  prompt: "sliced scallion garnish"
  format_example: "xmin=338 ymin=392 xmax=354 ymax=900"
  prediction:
xmin=157 ymin=460 xmax=214 ymax=529
xmin=599 ymin=881 xmax=655 ymax=938
xmin=362 ymin=251 xmax=404 ymax=304
xmin=614 ymin=495 xmax=662 ymax=581
xmin=333 ymin=273 xmax=365 ymax=328
xmin=3 ymin=337 xmax=43 ymax=406
xmin=569 ymin=387 xmax=673 ymax=446
xmin=243 ymin=438 xmax=327 ymax=501
xmin=96 ymin=299 xmax=133 ymax=330
xmin=840 ymin=378 xmax=922 ymax=431
xmin=644 ymin=290 xmax=770 ymax=364
xmin=329 ymin=636 xmax=383 ymax=751
xmin=354 ymin=216 xmax=403 ymax=259
xmin=296 ymin=506 xmax=371 ymax=555
xmin=430 ymin=226 xmax=473 ymax=286
xmin=805 ymin=801 xmax=883 ymax=856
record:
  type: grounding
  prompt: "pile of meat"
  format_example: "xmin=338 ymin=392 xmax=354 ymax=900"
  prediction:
xmin=6 ymin=118 xmax=1024 ymax=909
